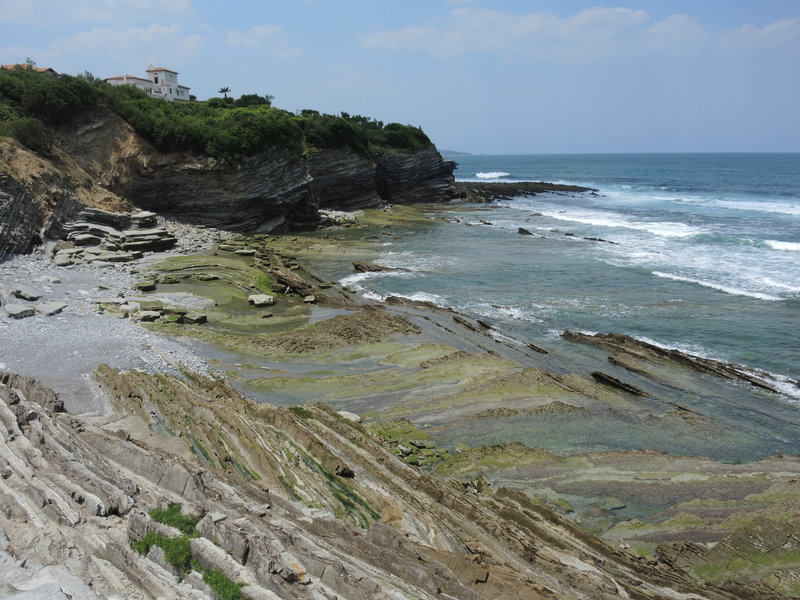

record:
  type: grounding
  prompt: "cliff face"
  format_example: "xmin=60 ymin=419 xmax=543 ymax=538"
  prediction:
xmin=0 ymin=137 xmax=129 ymax=260
xmin=60 ymin=110 xmax=316 ymax=232
xmin=1 ymin=107 xmax=457 ymax=257
xmin=307 ymin=148 xmax=382 ymax=211
xmin=56 ymin=109 xmax=456 ymax=233
xmin=376 ymin=146 xmax=458 ymax=204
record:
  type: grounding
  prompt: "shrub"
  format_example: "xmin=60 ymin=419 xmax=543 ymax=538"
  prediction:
xmin=0 ymin=67 xmax=433 ymax=162
xmin=296 ymin=113 xmax=371 ymax=157
xmin=11 ymin=117 xmax=55 ymax=155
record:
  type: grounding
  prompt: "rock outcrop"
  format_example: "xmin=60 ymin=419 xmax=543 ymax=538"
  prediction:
xmin=376 ymin=146 xmax=458 ymax=204
xmin=563 ymin=331 xmax=784 ymax=394
xmin=58 ymin=110 xmax=457 ymax=234
xmin=454 ymin=181 xmax=597 ymax=202
xmin=52 ymin=207 xmax=177 ymax=266
xmin=0 ymin=368 xmax=746 ymax=600
xmin=0 ymin=148 xmax=81 ymax=260
xmin=2 ymin=109 xmax=457 ymax=257
xmin=308 ymin=147 xmax=382 ymax=210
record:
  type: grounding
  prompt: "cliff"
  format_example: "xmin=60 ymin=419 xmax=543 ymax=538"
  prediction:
xmin=0 ymin=108 xmax=457 ymax=256
xmin=0 ymin=136 xmax=130 ymax=260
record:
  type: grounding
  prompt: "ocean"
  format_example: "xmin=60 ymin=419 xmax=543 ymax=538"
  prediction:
xmin=335 ymin=153 xmax=800 ymax=397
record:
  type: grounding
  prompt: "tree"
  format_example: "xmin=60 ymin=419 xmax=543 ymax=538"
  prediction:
xmin=25 ymin=57 xmax=36 ymax=67
xmin=234 ymin=93 xmax=273 ymax=107
xmin=218 ymin=86 xmax=230 ymax=99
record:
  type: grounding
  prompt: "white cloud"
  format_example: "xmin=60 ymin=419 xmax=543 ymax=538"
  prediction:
xmin=0 ymin=0 xmax=33 ymax=22
xmin=225 ymin=25 xmax=303 ymax=58
xmin=721 ymin=16 xmax=800 ymax=54
xmin=362 ymin=7 xmax=800 ymax=62
xmin=33 ymin=25 xmax=205 ymax=74
xmin=0 ymin=0 xmax=197 ymax=26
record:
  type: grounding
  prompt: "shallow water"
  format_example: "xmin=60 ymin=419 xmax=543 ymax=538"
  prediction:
xmin=329 ymin=154 xmax=800 ymax=391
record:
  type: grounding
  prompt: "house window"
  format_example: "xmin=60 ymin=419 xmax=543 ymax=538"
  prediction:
xmin=154 ymin=76 xmax=158 ymax=83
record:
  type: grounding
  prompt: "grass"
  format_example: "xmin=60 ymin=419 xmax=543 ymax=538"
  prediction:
xmin=133 ymin=531 xmax=193 ymax=575
xmin=202 ymin=568 xmax=247 ymax=600
xmin=131 ymin=503 xmax=246 ymax=597
xmin=289 ymin=406 xmax=314 ymax=419
xmin=149 ymin=504 xmax=201 ymax=536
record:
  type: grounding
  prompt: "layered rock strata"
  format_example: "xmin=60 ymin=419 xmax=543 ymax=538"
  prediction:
xmin=57 ymin=110 xmax=457 ymax=234
xmin=0 ymin=369 xmax=747 ymax=600
xmin=376 ymin=147 xmax=458 ymax=204
xmin=53 ymin=207 xmax=177 ymax=266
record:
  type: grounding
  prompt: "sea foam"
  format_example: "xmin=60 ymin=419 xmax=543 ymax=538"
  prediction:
xmin=766 ymin=240 xmax=800 ymax=252
xmin=476 ymin=171 xmax=511 ymax=179
xmin=652 ymin=271 xmax=782 ymax=301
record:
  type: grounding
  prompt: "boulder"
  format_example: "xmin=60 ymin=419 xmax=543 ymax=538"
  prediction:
xmin=183 ymin=312 xmax=207 ymax=325
xmin=129 ymin=211 xmax=158 ymax=229
xmin=36 ymin=302 xmax=67 ymax=317
xmin=11 ymin=286 xmax=42 ymax=301
xmin=5 ymin=304 xmax=35 ymax=319
xmin=133 ymin=281 xmax=158 ymax=292
xmin=54 ymin=251 xmax=75 ymax=267
xmin=336 ymin=410 xmax=362 ymax=423
xmin=137 ymin=311 xmax=162 ymax=322
xmin=79 ymin=207 xmax=132 ymax=230
xmin=68 ymin=232 xmax=102 ymax=246
xmin=248 ymin=294 xmax=275 ymax=307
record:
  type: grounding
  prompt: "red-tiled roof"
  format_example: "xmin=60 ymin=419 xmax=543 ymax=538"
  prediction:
xmin=146 ymin=66 xmax=178 ymax=74
xmin=2 ymin=64 xmax=58 ymax=74
xmin=105 ymin=75 xmax=151 ymax=83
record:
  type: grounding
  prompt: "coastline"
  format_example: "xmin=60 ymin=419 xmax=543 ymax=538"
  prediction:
xmin=2 ymin=202 xmax=800 ymax=596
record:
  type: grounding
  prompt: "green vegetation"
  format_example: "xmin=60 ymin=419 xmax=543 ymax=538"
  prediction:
xmin=289 ymin=405 xmax=314 ymax=419
xmin=149 ymin=503 xmax=201 ymax=536
xmin=0 ymin=66 xmax=431 ymax=162
xmin=133 ymin=531 xmax=193 ymax=574
xmin=301 ymin=454 xmax=380 ymax=528
xmin=132 ymin=504 xmax=245 ymax=597
xmin=202 ymin=568 xmax=246 ymax=600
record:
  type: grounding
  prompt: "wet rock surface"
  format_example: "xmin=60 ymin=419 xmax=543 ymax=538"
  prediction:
xmin=455 ymin=180 xmax=597 ymax=202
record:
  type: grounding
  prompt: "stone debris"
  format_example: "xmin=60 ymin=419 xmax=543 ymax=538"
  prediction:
xmin=56 ymin=209 xmax=178 ymax=266
xmin=35 ymin=301 xmax=67 ymax=317
xmin=4 ymin=303 xmax=35 ymax=319
xmin=248 ymin=294 xmax=275 ymax=307
xmin=11 ymin=285 xmax=41 ymax=301
xmin=336 ymin=410 xmax=362 ymax=423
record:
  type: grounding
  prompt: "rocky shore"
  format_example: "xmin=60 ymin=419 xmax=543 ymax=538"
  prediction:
xmin=2 ymin=116 xmax=800 ymax=597
xmin=2 ymin=202 xmax=799 ymax=597
xmin=454 ymin=180 xmax=598 ymax=202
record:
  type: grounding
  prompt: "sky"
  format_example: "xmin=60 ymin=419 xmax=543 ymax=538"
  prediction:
xmin=2 ymin=0 xmax=799 ymax=154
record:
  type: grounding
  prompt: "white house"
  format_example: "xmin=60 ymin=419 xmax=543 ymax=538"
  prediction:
xmin=105 ymin=65 xmax=190 ymax=101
